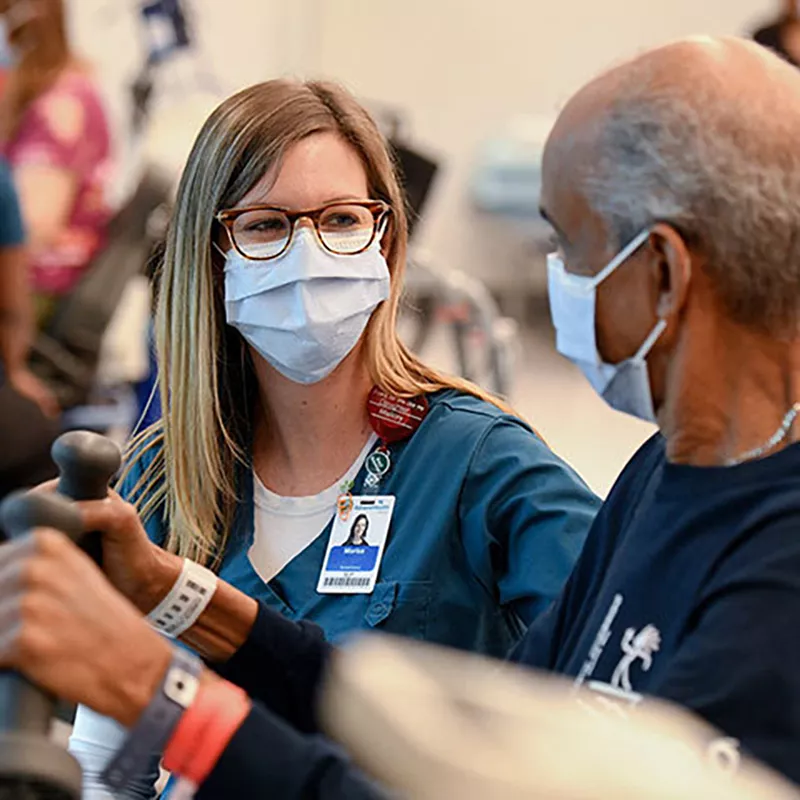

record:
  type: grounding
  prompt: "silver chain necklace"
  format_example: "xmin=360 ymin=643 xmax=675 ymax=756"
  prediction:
xmin=725 ymin=403 xmax=800 ymax=466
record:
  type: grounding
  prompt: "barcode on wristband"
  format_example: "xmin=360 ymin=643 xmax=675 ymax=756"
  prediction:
xmin=147 ymin=560 xmax=218 ymax=638
xmin=323 ymin=576 xmax=371 ymax=588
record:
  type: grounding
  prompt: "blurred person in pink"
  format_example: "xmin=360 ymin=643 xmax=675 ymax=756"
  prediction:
xmin=0 ymin=0 xmax=112 ymax=325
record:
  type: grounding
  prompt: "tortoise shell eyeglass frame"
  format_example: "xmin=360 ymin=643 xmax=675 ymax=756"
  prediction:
xmin=215 ymin=200 xmax=392 ymax=261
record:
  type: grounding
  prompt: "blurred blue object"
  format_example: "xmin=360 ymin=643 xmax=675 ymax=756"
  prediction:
xmin=141 ymin=0 xmax=191 ymax=65
xmin=133 ymin=324 xmax=161 ymax=433
xmin=470 ymin=114 xmax=556 ymax=219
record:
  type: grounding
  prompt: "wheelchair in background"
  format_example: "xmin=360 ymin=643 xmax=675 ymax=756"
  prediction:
xmin=28 ymin=169 xmax=171 ymax=436
xmin=373 ymin=104 xmax=520 ymax=400
xmin=25 ymin=1 xmax=196 ymax=439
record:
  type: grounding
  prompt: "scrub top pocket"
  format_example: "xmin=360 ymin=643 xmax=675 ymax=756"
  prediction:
xmin=364 ymin=580 xmax=432 ymax=640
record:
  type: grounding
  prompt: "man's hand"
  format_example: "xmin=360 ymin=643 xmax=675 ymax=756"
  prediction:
xmin=0 ymin=528 xmax=172 ymax=726
xmin=9 ymin=367 xmax=59 ymax=418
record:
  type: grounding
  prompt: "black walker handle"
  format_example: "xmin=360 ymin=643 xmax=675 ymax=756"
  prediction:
xmin=0 ymin=491 xmax=88 ymax=800
xmin=51 ymin=431 xmax=122 ymax=565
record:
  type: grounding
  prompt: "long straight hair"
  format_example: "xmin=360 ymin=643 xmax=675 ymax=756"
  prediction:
xmin=125 ymin=79 xmax=517 ymax=567
xmin=0 ymin=0 xmax=74 ymax=139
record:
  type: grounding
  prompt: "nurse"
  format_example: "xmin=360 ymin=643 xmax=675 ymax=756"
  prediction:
xmin=67 ymin=78 xmax=599 ymax=793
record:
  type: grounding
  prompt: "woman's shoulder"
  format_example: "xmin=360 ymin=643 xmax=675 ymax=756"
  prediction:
xmin=116 ymin=427 xmax=169 ymax=546
xmin=116 ymin=427 xmax=166 ymax=505
xmin=421 ymin=389 xmax=594 ymax=485
xmin=425 ymin=389 xmax=536 ymax=438
xmin=415 ymin=388 xmax=555 ymax=467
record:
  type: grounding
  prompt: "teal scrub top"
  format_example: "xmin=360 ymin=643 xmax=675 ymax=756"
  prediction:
xmin=122 ymin=390 xmax=600 ymax=658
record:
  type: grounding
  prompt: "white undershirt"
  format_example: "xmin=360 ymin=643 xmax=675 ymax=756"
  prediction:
xmin=248 ymin=433 xmax=378 ymax=583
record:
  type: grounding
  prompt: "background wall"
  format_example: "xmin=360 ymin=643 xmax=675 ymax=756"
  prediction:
xmin=313 ymin=1 xmax=775 ymax=493
xmin=65 ymin=0 xmax=777 ymax=493
xmin=68 ymin=1 xmax=769 ymax=187
xmin=68 ymin=1 xmax=323 ymax=192
xmin=315 ymin=1 xmax=771 ymax=295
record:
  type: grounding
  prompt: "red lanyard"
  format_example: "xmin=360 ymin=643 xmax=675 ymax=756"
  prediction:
xmin=337 ymin=387 xmax=429 ymax=520
xmin=366 ymin=386 xmax=429 ymax=443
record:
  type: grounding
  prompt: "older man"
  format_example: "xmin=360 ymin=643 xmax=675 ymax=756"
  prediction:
xmin=1 ymin=36 xmax=799 ymax=799
xmin=514 ymin=35 xmax=800 ymax=778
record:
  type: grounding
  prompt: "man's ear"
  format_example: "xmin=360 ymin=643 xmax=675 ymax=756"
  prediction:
xmin=649 ymin=222 xmax=692 ymax=319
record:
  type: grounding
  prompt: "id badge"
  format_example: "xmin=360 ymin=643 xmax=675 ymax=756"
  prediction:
xmin=317 ymin=495 xmax=395 ymax=594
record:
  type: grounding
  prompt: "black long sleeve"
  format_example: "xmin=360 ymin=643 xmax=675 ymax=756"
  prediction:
xmin=198 ymin=602 xmax=388 ymax=797
xmin=210 ymin=601 xmax=333 ymax=733
xmin=197 ymin=703 xmax=389 ymax=800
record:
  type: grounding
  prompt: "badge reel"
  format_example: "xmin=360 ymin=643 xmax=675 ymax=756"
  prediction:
xmin=318 ymin=388 xmax=428 ymax=595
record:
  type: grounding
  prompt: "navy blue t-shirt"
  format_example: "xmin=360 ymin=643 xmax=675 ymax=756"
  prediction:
xmin=195 ymin=434 xmax=800 ymax=797
xmin=512 ymin=433 xmax=800 ymax=781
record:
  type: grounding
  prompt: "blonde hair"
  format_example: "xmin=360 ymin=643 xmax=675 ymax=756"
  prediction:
xmin=125 ymin=79 xmax=516 ymax=567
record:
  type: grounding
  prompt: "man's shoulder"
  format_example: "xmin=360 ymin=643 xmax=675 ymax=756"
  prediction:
xmin=561 ymin=433 xmax=664 ymax=578
xmin=708 ymin=509 xmax=800 ymax=598
xmin=601 ymin=432 xmax=665 ymax=511
xmin=616 ymin=431 xmax=665 ymax=477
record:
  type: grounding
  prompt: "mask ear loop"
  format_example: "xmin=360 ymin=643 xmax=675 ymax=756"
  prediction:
xmin=377 ymin=214 xmax=390 ymax=240
xmin=590 ymin=228 xmax=653 ymax=288
xmin=374 ymin=210 xmax=392 ymax=253
xmin=633 ymin=318 xmax=668 ymax=362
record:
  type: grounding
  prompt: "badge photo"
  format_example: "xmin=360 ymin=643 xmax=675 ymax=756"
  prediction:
xmin=318 ymin=496 xmax=395 ymax=595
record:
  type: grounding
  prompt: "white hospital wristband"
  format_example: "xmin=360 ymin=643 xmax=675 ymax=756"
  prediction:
xmin=146 ymin=558 xmax=218 ymax=638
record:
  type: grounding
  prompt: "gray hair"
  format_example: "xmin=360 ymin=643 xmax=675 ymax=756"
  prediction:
xmin=582 ymin=75 xmax=800 ymax=334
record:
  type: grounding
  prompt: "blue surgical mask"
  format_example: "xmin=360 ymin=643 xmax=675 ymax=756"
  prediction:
xmin=547 ymin=229 xmax=666 ymax=423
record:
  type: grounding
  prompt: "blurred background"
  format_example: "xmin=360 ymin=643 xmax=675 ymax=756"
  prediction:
xmin=33 ymin=0 xmax=785 ymax=495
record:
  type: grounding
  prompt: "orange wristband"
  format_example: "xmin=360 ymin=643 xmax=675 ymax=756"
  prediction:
xmin=163 ymin=677 xmax=252 ymax=786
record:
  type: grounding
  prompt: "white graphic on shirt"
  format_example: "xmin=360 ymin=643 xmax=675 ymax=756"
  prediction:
xmin=707 ymin=737 xmax=741 ymax=775
xmin=573 ymin=606 xmax=740 ymax=780
xmin=576 ymin=692 xmax=742 ymax=778
xmin=609 ymin=624 xmax=662 ymax=693
xmin=574 ymin=593 xmax=624 ymax=688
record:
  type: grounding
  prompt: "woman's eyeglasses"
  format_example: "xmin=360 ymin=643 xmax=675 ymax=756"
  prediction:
xmin=216 ymin=200 xmax=391 ymax=261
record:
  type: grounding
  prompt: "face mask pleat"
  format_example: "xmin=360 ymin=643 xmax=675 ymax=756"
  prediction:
xmin=223 ymin=228 xmax=390 ymax=385
xmin=546 ymin=230 xmax=665 ymax=423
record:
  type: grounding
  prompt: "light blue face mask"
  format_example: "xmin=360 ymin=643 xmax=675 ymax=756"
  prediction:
xmin=547 ymin=229 xmax=667 ymax=423
xmin=0 ymin=18 xmax=16 ymax=70
xmin=223 ymin=227 xmax=391 ymax=385
xmin=0 ymin=1 xmax=36 ymax=70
